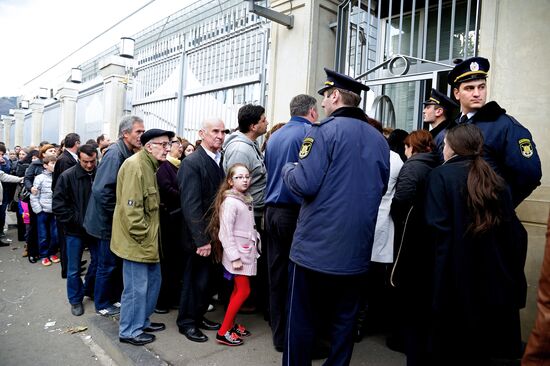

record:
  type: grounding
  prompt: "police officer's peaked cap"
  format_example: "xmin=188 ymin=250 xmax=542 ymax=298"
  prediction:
xmin=422 ymin=89 xmax=458 ymax=111
xmin=140 ymin=128 xmax=175 ymax=145
xmin=448 ymin=57 xmax=490 ymax=86
xmin=317 ymin=67 xmax=370 ymax=96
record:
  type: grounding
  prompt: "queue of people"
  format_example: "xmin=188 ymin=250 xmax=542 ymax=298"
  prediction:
xmin=0 ymin=56 xmax=546 ymax=365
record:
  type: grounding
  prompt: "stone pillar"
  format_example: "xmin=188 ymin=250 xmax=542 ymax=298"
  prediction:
xmin=266 ymin=0 xmax=339 ymax=123
xmin=30 ymin=99 xmax=45 ymax=146
xmin=0 ymin=119 xmax=5 ymax=144
xmin=100 ymin=56 xmax=133 ymax=140
xmin=58 ymin=84 xmax=79 ymax=141
xmin=1 ymin=116 xmax=13 ymax=146
xmin=13 ymin=109 xmax=26 ymax=147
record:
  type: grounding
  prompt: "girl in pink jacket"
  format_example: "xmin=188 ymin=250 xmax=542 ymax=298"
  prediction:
xmin=209 ymin=163 xmax=260 ymax=346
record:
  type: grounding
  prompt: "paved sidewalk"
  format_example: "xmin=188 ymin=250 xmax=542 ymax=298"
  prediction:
xmin=0 ymin=223 xmax=405 ymax=366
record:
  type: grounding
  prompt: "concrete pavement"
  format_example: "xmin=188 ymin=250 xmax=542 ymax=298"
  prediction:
xmin=0 ymin=221 xmax=406 ymax=366
xmin=2 ymin=211 xmax=543 ymax=365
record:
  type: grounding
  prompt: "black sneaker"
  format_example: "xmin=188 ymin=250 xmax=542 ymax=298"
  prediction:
xmin=97 ymin=305 xmax=120 ymax=317
xmin=231 ymin=324 xmax=251 ymax=337
xmin=216 ymin=331 xmax=243 ymax=346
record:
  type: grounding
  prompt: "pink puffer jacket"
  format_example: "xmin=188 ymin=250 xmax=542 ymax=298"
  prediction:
xmin=218 ymin=190 xmax=260 ymax=276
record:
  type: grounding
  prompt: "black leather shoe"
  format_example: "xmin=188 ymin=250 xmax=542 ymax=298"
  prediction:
xmin=199 ymin=318 xmax=221 ymax=331
xmin=0 ymin=239 xmax=10 ymax=247
xmin=154 ymin=308 xmax=169 ymax=314
xmin=71 ymin=303 xmax=84 ymax=316
xmin=143 ymin=322 xmax=166 ymax=332
xmin=180 ymin=327 xmax=208 ymax=342
xmin=28 ymin=256 xmax=38 ymax=263
xmin=119 ymin=333 xmax=155 ymax=346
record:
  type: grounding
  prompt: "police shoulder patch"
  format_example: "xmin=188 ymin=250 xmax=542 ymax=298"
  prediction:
xmin=299 ymin=137 xmax=314 ymax=159
xmin=518 ymin=138 xmax=534 ymax=158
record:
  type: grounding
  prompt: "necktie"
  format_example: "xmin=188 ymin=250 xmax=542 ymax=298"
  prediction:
xmin=459 ymin=114 xmax=468 ymax=124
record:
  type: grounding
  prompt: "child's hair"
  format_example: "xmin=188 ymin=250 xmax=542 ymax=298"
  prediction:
xmin=42 ymin=155 xmax=57 ymax=164
xmin=207 ymin=163 xmax=250 ymax=263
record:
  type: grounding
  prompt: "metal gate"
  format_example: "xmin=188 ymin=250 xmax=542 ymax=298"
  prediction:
xmin=336 ymin=0 xmax=481 ymax=131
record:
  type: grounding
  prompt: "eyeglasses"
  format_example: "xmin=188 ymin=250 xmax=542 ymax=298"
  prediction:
xmin=149 ymin=141 xmax=172 ymax=149
xmin=232 ymin=175 xmax=250 ymax=180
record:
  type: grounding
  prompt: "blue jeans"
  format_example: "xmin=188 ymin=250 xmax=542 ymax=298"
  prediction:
xmin=66 ymin=235 xmax=98 ymax=305
xmin=37 ymin=212 xmax=58 ymax=259
xmin=94 ymin=239 xmax=123 ymax=311
xmin=119 ymin=260 xmax=161 ymax=338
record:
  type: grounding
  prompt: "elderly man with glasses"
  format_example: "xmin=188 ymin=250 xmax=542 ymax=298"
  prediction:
xmin=110 ymin=128 xmax=175 ymax=346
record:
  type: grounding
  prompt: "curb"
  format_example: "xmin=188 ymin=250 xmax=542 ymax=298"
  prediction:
xmin=88 ymin=315 xmax=168 ymax=366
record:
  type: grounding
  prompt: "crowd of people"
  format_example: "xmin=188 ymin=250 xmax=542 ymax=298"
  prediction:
xmin=0 ymin=56 xmax=547 ymax=365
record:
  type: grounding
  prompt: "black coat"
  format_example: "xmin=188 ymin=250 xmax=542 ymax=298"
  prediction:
xmin=177 ymin=145 xmax=224 ymax=252
xmin=52 ymin=164 xmax=95 ymax=237
xmin=52 ymin=150 xmax=77 ymax=190
xmin=24 ymin=159 xmax=44 ymax=190
xmin=157 ymin=160 xmax=180 ymax=214
xmin=390 ymin=152 xmax=440 ymax=291
xmin=424 ymin=155 xmax=527 ymax=359
xmin=157 ymin=160 xmax=182 ymax=258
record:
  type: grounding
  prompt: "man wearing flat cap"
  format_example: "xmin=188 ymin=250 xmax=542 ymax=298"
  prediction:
xmin=282 ymin=68 xmax=390 ymax=365
xmin=449 ymin=57 xmax=542 ymax=207
xmin=111 ymin=128 xmax=174 ymax=346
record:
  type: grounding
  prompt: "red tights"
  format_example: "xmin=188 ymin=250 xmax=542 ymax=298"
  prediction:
xmin=218 ymin=275 xmax=251 ymax=335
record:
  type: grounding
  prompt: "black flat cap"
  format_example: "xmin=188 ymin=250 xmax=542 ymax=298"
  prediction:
xmin=317 ymin=67 xmax=370 ymax=96
xmin=448 ymin=57 xmax=490 ymax=86
xmin=423 ymin=89 xmax=458 ymax=111
xmin=140 ymin=128 xmax=175 ymax=145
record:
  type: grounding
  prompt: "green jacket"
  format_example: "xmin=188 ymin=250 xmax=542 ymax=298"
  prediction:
xmin=110 ymin=149 xmax=161 ymax=263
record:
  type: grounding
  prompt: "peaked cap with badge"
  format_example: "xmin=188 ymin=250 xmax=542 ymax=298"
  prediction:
xmin=317 ymin=67 xmax=370 ymax=96
xmin=423 ymin=88 xmax=459 ymax=111
xmin=448 ymin=57 xmax=490 ymax=87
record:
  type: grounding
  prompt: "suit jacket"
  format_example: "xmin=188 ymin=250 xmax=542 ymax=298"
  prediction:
xmin=52 ymin=149 xmax=77 ymax=190
xmin=177 ymin=145 xmax=224 ymax=252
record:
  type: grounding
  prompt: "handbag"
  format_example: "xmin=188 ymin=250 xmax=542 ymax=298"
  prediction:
xmin=18 ymin=186 xmax=31 ymax=203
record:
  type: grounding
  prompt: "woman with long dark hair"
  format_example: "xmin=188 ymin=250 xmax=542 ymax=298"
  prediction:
xmin=425 ymin=124 xmax=527 ymax=364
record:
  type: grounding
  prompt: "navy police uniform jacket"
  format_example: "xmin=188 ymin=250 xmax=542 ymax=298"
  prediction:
xmin=461 ymin=101 xmax=542 ymax=207
xmin=282 ymin=107 xmax=390 ymax=275
xmin=264 ymin=116 xmax=312 ymax=206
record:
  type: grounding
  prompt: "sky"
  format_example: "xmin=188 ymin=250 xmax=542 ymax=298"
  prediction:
xmin=0 ymin=0 xmax=193 ymax=98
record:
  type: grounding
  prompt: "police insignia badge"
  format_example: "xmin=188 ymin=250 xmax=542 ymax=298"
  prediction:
xmin=518 ymin=138 xmax=534 ymax=158
xmin=299 ymin=137 xmax=314 ymax=159
xmin=470 ymin=62 xmax=479 ymax=71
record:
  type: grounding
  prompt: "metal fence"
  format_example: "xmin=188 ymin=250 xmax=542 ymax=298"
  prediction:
xmin=75 ymin=0 xmax=269 ymax=143
xmin=76 ymin=84 xmax=104 ymax=142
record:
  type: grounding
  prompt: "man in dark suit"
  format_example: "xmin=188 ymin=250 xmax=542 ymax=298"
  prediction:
xmin=177 ymin=118 xmax=226 ymax=343
xmin=52 ymin=132 xmax=80 ymax=279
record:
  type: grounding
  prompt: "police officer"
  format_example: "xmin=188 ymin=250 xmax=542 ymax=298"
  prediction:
xmin=264 ymin=94 xmax=318 ymax=352
xmin=282 ymin=68 xmax=390 ymax=365
xmin=422 ymin=88 xmax=458 ymax=154
xmin=448 ymin=57 xmax=542 ymax=206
